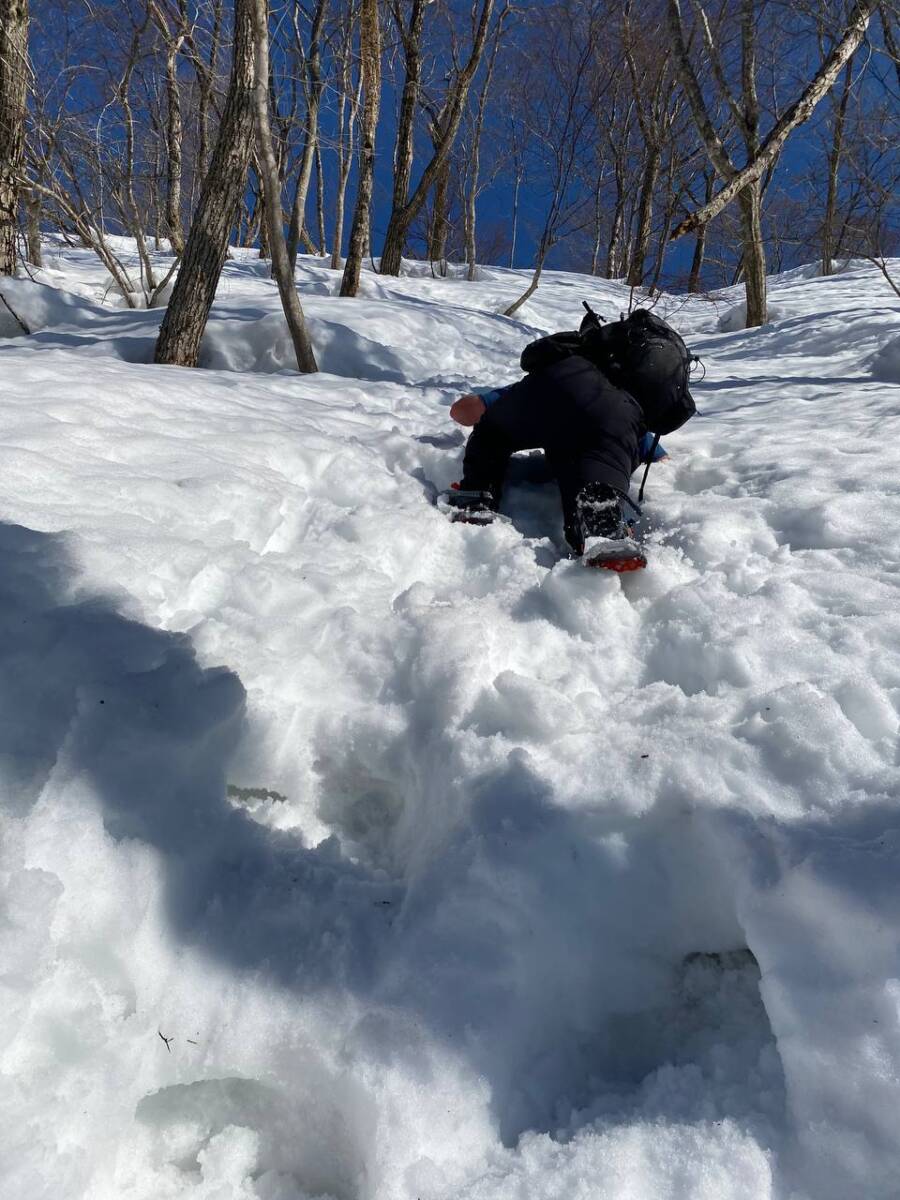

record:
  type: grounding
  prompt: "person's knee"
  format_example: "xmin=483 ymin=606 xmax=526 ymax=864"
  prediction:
xmin=461 ymin=418 xmax=513 ymax=494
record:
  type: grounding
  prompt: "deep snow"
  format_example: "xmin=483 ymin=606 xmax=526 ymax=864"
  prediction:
xmin=1 ymin=239 xmax=899 ymax=1200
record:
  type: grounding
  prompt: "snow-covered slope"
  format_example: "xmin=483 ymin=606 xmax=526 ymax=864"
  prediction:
xmin=1 ymin=241 xmax=900 ymax=1200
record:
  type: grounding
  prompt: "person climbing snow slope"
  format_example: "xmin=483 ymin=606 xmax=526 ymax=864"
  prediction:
xmin=444 ymin=306 xmax=695 ymax=571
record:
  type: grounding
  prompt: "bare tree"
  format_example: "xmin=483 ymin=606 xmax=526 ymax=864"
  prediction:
xmin=18 ymin=0 xmax=895 ymax=303
xmin=340 ymin=0 xmax=380 ymax=296
xmin=251 ymin=0 xmax=317 ymax=370
xmin=601 ymin=93 xmax=639 ymax=279
xmin=822 ymin=42 xmax=859 ymax=275
xmin=148 ymin=0 xmax=189 ymax=254
xmin=196 ymin=0 xmax=226 ymax=179
xmin=115 ymin=13 xmax=178 ymax=306
xmin=286 ymin=0 xmax=329 ymax=270
xmin=27 ymin=76 xmax=156 ymax=310
xmin=878 ymin=2 xmax=900 ymax=89
xmin=685 ymin=166 xmax=715 ymax=290
xmin=379 ymin=0 xmax=495 ymax=276
xmin=622 ymin=3 xmax=680 ymax=287
xmin=23 ymin=189 xmax=40 ymax=265
xmin=462 ymin=0 xmax=511 ymax=280
xmin=24 ymin=1 xmax=232 ymax=304
xmin=583 ymin=72 xmax=629 ymax=277
xmin=503 ymin=1 xmax=599 ymax=317
xmin=330 ymin=2 xmax=361 ymax=270
xmin=0 ymin=0 xmax=29 ymax=275
xmin=155 ymin=0 xmax=256 ymax=366
xmin=387 ymin=0 xmax=429 ymax=260
xmin=507 ymin=114 xmax=523 ymax=268
xmin=423 ymin=97 xmax=453 ymax=268
xmin=668 ymin=0 xmax=880 ymax=324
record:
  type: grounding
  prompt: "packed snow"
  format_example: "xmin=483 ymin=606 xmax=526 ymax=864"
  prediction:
xmin=1 ymin=239 xmax=899 ymax=1200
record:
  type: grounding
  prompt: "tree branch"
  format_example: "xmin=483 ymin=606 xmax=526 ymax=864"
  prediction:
xmin=667 ymin=0 xmax=737 ymax=181
xmin=671 ymin=0 xmax=881 ymax=239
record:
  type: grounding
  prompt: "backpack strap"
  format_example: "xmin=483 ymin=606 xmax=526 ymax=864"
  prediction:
xmin=637 ymin=432 xmax=662 ymax=504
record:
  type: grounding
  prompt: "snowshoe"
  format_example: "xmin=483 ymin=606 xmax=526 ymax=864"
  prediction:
xmin=437 ymin=484 xmax=497 ymax=526
xmin=582 ymin=535 xmax=647 ymax=572
xmin=575 ymin=483 xmax=647 ymax=572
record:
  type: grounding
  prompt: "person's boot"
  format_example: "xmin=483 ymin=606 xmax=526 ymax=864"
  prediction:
xmin=441 ymin=482 xmax=498 ymax=525
xmin=574 ymin=483 xmax=646 ymax=572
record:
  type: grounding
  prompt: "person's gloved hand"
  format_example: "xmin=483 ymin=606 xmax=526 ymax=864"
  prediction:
xmin=450 ymin=394 xmax=486 ymax=426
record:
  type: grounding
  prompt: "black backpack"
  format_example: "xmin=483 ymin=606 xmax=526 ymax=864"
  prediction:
xmin=520 ymin=307 xmax=697 ymax=437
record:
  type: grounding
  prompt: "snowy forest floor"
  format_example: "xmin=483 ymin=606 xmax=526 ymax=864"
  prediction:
xmin=1 ymin=240 xmax=900 ymax=1200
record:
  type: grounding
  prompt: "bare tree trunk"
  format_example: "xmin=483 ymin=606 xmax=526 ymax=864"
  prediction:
xmin=622 ymin=9 xmax=670 ymax=290
xmin=590 ymin=165 xmax=605 ymax=275
xmin=687 ymin=223 xmax=706 ymax=292
xmin=256 ymin=173 xmax=270 ymax=258
xmin=154 ymin=0 xmax=256 ymax=366
xmin=649 ymin=154 xmax=679 ymax=293
xmin=0 ymin=0 xmax=29 ymax=276
xmin=428 ymin=157 xmax=451 ymax=265
xmin=120 ymin=50 xmax=162 ymax=302
xmin=150 ymin=3 xmax=188 ymax=255
xmin=684 ymin=171 xmax=712 ymax=292
xmin=509 ymin=168 xmax=521 ymax=268
xmin=878 ymin=4 xmax=900 ymax=91
xmin=389 ymin=0 xmax=428 ymax=243
xmin=462 ymin=2 xmax=506 ymax=282
xmin=286 ymin=0 xmax=328 ymax=271
xmin=242 ymin=177 xmax=261 ymax=246
xmin=822 ymin=51 xmax=855 ymax=276
xmin=314 ymin=139 xmax=326 ymax=256
xmin=250 ymin=0 xmax=317 ymax=370
xmin=504 ymin=236 xmax=549 ymax=318
xmin=605 ymin=151 xmax=628 ymax=278
xmin=626 ymin=144 xmax=660 ymax=286
xmin=151 ymin=138 xmax=163 ymax=247
xmin=330 ymin=14 xmax=359 ymax=270
xmin=380 ymin=0 xmax=495 ymax=276
xmin=330 ymin=187 xmax=346 ymax=270
xmin=197 ymin=0 xmax=224 ymax=184
xmin=24 ymin=191 xmax=41 ymax=266
xmin=329 ymin=99 xmax=355 ymax=270
xmin=340 ymin=0 xmax=381 ymax=296
xmin=463 ymin=171 xmax=477 ymax=280
xmin=738 ymin=179 xmax=766 ymax=326
xmin=287 ymin=131 xmax=315 ymax=265
xmin=421 ymin=97 xmax=450 ymax=264
xmin=164 ymin=40 xmax=185 ymax=253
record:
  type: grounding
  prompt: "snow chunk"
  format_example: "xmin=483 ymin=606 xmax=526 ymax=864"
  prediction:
xmin=717 ymin=302 xmax=787 ymax=332
xmin=0 ymin=277 xmax=104 ymax=337
xmin=869 ymin=331 xmax=900 ymax=383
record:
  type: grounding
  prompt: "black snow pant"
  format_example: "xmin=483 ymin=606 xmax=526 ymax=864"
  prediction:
xmin=460 ymin=355 xmax=644 ymax=550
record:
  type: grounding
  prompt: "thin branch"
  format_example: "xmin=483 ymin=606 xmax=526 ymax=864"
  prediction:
xmin=671 ymin=0 xmax=881 ymax=238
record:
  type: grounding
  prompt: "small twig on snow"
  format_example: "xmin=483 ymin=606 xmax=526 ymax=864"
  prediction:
xmin=0 ymin=292 xmax=31 ymax=335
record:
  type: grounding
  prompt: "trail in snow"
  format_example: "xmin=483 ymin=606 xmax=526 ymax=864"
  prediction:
xmin=1 ymin=241 xmax=899 ymax=1200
